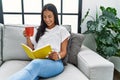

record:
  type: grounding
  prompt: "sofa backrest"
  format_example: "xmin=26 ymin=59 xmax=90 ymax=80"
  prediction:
xmin=62 ymin=25 xmax=71 ymax=33
xmin=2 ymin=24 xmax=71 ymax=61
xmin=83 ymin=34 xmax=97 ymax=51
xmin=2 ymin=25 xmax=31 ymax=61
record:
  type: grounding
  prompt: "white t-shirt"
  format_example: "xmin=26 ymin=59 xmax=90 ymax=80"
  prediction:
xmin=31 ymin=25 xmax=70 ymax=52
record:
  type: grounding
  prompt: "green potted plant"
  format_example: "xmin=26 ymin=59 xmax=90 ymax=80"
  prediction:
xmin=83 ymin=6 xmax=120 ymax=59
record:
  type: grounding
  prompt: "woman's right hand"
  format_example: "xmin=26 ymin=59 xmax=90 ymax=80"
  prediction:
xmin=23 ymin=30 xmax=27 ymax=37
xmin=23 ymin=30 xmax=29 ymax=38
xmin=48 ymin=51 xmax=60 ymax=60
xmin=23 ymin=30 xmax=34 ymax=50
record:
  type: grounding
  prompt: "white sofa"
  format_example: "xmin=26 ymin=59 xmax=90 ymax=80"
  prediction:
xmin=110 ymin=56 xmax=120 ymax=72
xmin=0 ymin=24 xmax=114 ymax=80
xmin=83 ymin=33 xmax=120 ymax=73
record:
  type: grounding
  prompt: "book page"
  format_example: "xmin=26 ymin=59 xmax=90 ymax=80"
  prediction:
xmin=21 ymin=43 xmax=52 ymax=59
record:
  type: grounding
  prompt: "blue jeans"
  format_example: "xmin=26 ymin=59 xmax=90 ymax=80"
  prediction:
xmin=8 ymin=59 xmax=64 ymax=80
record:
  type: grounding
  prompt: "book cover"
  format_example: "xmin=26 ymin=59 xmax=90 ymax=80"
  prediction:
xmin=21 ymin=43 xmax=52 ymax=59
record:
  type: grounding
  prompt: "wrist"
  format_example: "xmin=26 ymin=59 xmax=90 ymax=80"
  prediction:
xmin=26 ymin=37 xmax=30 ymax=39
xmin=57 ymin=52 xmax=61 ymax=60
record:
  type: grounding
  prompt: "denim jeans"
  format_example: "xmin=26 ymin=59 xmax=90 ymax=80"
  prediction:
xmin=8 ymin=59 xmax=64 ymax=80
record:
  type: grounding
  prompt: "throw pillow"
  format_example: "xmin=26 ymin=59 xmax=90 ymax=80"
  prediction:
xmin=67 ymin=33 xmax=84 ymax=66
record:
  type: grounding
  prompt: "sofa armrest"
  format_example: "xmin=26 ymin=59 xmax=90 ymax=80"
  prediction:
xmin=77 ymin=45 xmax=114 ymax=80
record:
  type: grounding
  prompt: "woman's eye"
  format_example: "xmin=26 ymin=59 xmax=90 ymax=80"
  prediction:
xmin=48 ymin=15 xmax=52 ymax=18
xmin=43 ymin=16 xmax=46 ymax=19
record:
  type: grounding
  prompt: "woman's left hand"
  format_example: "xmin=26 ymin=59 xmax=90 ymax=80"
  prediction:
xmin=48 ymin=51 xmax=59 ymax=60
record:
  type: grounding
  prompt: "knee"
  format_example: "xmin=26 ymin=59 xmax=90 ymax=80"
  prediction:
xmin=30 ymin=59 xmax=44 ymax=66
xmin=25 ymin=59 xmax=45 ymax=71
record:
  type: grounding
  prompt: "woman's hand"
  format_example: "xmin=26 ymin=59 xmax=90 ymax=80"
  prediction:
xmin=23 ymin=30 xmax=27 ymax=37
xmin=48 ymin=51 xmax=59 ymax=60
xmin=23 ymin=30 xmax=34 ymax=50
xmin=23 ymin=30 xmax=30 ymax=38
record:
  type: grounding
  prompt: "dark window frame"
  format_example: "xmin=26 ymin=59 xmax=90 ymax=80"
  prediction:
xmin=0 ymin=0 xmax=82 ymax=33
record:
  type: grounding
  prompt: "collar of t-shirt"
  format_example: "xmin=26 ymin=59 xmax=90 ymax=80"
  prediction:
xmin=45 ymin=25 xmax=58 ymax=32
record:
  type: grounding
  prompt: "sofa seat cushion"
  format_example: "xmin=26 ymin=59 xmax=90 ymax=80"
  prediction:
xmin=0 ymin=60 xmax=88 ymax=80
xmin=0 ymin=60 xmax=30 ymax=80
xmin=42 ymin=64 xmax=89 ymax=80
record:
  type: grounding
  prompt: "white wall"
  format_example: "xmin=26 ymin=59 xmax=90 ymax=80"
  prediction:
xmin=81 ymin=0 xmax=120 ymax=33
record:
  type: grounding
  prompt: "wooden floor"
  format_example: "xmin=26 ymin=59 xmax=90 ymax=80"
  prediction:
xmin=114 ymin=69 xmax=120 ymax=80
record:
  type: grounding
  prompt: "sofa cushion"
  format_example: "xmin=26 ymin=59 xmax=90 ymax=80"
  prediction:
xmin=0 ymin=60 xmax=88 ymax=80
xmin=3 ymin=25 xmax=31 ymax=61
xmin=62 ymin=25 xmax=71 ymax=33
xmin=0 ymin=60 xmax=30 ymax=79
xmin=67 ymin=33 xmax=84 ymax=66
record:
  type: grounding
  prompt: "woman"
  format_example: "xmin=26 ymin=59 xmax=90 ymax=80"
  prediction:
xmin=8 ymin=3 xmax=70 ymax=80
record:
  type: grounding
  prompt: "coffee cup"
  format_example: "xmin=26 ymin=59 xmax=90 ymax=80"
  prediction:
xmin=25 ymin=26 xmax=34 ymax=37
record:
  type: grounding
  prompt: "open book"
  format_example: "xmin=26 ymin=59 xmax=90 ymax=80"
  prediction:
xmin=21 ymin=43 xmax=52 ymax=59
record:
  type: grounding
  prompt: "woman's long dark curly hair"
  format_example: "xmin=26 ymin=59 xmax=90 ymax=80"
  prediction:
xmin=35 ymin=3 xmax=59 ymax=43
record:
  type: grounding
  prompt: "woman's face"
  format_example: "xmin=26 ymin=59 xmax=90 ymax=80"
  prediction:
xmin=43 ymin=10 xmax=55 ymax=29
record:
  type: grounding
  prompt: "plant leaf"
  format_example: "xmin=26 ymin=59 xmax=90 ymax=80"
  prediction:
xmin=103 ymin=46 xmax=117 ymax=57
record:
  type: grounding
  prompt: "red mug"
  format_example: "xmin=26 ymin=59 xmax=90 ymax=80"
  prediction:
xmin=25 ymin=26 xmax=34 ymax=37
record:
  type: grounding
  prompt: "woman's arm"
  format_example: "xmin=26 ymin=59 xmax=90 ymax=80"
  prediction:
xmin=48 ymin=37 xmax=69 ymax=60
xmin=26 ymin=37 xmax=34 ymax=50
xmin=23 ymin=30 xmax=34 ymax=50
xmin=59 ymin=37 xmax=69 ymax=59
